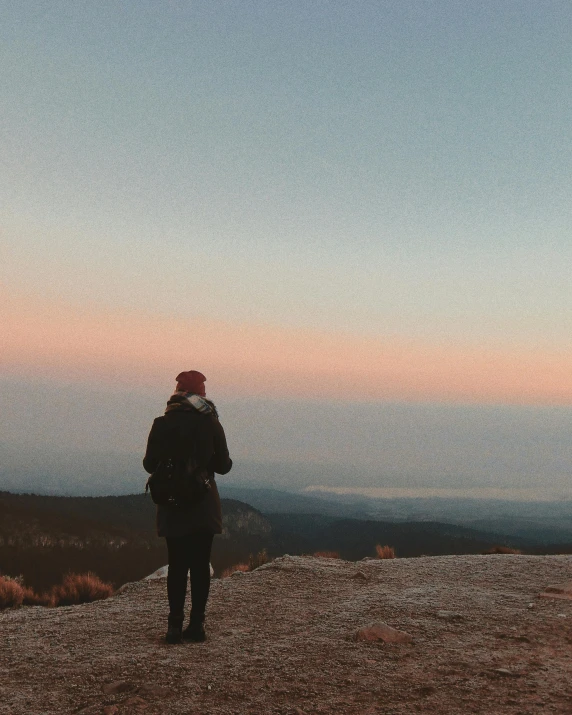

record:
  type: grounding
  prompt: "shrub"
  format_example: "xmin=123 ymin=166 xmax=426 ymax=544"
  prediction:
xmin=22 ymin=587 xmax=54 ymax=607
xmin=483 ymin=545 xmax=522 ymax=555
xmin=0 ymin=576 xmax=25 ymax=609
xmin=50 ymin=572 xmax=114 ymax=606
xmin=375 ymin=544 xmax=396 ymax=559
xmin=313 ymin=551 xmax=340 ymax=559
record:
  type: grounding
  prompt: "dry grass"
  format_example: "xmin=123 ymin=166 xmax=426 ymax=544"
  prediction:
xmin=221 ymin=550 xmax=272 ymax=578
xmin=483 ymin=545 xmax=522 ymax=555
xmin=248 ymin=549 xmax=270 ymax=570
xmin=0 ymin=572 xmax=115 ymax=610
xmin=221 ymin=563 xmax=250 ymax=578
xmin=50 ymin=572 xmax=115 ymax=606
xmin=22 ymin=587 xmax=54 ymax=607
xmin=375 ymin=544 xmax=396 ymax=559
xmin=0 ymin=576 xmax=25 ymax=609
xmin=313 ymin=551 xmax=340 ymax=559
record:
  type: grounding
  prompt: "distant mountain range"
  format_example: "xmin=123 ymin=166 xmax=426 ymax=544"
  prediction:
xmin=219 ymin=485 xmax=369 ymax=517
xmin=219 ymin=485 xmax=572 ymax=544
xmin=3 ymin=488 xmax=570 ymax=597
xmin=265 ymin=512 xmax=531 ymax=560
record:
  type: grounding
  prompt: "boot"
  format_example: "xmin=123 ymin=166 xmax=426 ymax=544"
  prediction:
xmin=182 ymin=613 xmax=206 ymax=642
xmin=165 ymin=615 xmax=183 ymax=644
xmin=165 ymin=625 xmax=183 ymax=644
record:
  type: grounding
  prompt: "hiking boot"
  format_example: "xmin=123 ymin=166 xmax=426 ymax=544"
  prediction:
xmin=182 ymin=618 xmax=206 ymax=642
xmin=165 ymin=625 xmax=183 ymax=644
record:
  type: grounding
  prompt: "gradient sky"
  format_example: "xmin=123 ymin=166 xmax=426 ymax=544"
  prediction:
xmin=1 ymin=2 xmax=571 ymax=495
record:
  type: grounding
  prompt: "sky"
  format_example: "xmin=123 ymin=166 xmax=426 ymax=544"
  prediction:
xmin=1 ymin=2 xmax=571 ymax=497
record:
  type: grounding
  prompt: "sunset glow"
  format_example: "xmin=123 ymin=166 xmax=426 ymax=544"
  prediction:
xmin=2 ymin=293 xmax=571 ymax=405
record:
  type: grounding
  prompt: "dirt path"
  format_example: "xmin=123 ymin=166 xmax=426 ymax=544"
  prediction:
xmin=1 ymin=554 xmax=571 ymax=714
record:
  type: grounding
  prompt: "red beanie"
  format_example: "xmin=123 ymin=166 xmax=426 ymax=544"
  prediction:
xmin=176 ymin=370 xmax=206 ymax=396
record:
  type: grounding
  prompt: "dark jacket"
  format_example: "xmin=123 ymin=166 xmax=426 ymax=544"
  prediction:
xmin=143 ymin=408 xmax=232 ymax=537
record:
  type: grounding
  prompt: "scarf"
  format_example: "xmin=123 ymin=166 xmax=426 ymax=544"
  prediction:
xmin=165 ymin=391 xmax=218 ymax=417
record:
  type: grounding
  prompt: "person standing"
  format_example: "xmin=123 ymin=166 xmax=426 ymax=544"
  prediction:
xmin=143 ymin=370 xmax=232 ymax=644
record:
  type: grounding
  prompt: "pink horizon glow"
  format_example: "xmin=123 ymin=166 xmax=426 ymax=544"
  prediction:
xmin=2 ymin=295 xmax=572 ymax=405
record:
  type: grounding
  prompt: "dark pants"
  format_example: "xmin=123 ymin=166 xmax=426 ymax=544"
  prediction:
xmin=165 ymin=532 xmax=214 ymax=628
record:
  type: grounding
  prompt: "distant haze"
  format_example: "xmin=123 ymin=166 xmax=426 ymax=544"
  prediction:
xmin=305 ymin=487 xmax=571 ymax=503
xmin=1 ymin=378 xmax=570 ymax=499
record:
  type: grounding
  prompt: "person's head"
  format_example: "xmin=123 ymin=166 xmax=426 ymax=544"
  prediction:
xmin=175 ymin=370 xmax=206 ymax=397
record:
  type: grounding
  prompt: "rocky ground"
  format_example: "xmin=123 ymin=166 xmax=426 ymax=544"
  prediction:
xmin=1 ymin=554 xmax=571 ymax=714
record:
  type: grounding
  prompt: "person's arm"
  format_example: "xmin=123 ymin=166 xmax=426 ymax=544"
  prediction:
xmin=143 ymin=418 xmax=164 ymax=474
xmin=208 ymin=418 xmax=232 ymax=475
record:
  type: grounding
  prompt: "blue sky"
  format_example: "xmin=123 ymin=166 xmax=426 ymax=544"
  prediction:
xmin=3 ymin=1 xmax=571 ymax=340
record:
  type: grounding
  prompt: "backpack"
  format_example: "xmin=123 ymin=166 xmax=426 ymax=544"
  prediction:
xmin=145 ymin=424 xmax=212 ymax=508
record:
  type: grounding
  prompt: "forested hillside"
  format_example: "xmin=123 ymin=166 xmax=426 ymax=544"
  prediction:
xmin=0 ymin=492 xmax=270 ymax=590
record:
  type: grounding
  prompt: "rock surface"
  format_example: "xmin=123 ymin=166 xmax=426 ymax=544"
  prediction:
xmin=145 ymin=564 xmax=214 ymax=580
xmin=355 ymin=622 xmax=413 ymax=643
xmin=1 ymin=554 xmax=571 ymax=714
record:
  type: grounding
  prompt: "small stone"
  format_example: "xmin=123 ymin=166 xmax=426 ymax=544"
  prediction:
xmin=436 ymin=610 xmax=463 ymax=621
xmin=103 ymin=707 xmax=119 ymax=715
xmin=102 ymin=681 xmax=134 ymax=695
xmin=491 ymin=668 xmax=521 ymax=678
xmin=293 ymin=708 xmax=308 ymax=715
xmin=355 ymin=622 xmax=413 ymax=644
xmin=352 ymin=571 xmax=368 ymax=580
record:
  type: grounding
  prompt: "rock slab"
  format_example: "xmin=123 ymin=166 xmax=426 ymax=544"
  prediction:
xmin=538 ymin=582 xmax=572 ymax=600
